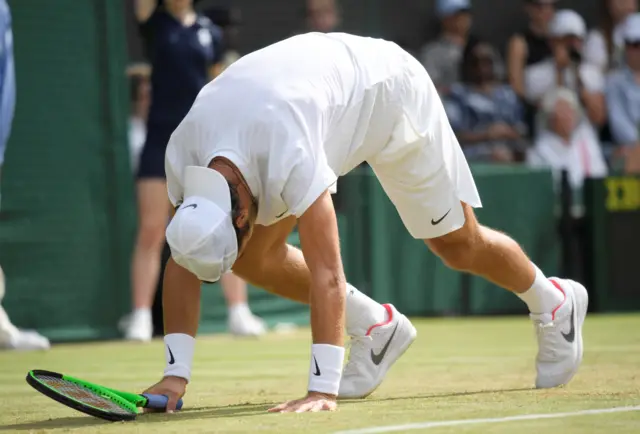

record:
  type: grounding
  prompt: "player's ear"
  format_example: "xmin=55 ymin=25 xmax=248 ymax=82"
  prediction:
xmin=234 ymin=208 xmax=250 ymax=229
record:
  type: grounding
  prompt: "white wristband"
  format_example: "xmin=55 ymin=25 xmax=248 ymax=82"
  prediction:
xmin=163 ymin=333 xmax=195 ymax=383
xmin=308 ymin=344 xmax=345 ymax=396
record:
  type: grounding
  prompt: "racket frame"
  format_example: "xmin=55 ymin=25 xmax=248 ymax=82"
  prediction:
xmin=26 ymin=370 xmax=138 ymax=422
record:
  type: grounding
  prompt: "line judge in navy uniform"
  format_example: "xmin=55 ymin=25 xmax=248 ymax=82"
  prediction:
xmin=123 ymin=0 xmax=266 ymax=341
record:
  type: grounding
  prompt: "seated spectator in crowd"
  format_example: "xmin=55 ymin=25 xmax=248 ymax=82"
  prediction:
xmin=419 ymin=0 xmax=475 ymax=95
xmin=528 ymin=88 xmax=608 ymax=189
xmin=525 ymin=10 xmax=607 ymax=133
xmin=584 ymin=0 xmax=637 ymax=72
xmin=606 ymin=13 xmax=640 ymax=173
xmin=507 ymin=0 xmax=557 ymax=100
xmin=444 ymin=39 xmax=527 ymax=162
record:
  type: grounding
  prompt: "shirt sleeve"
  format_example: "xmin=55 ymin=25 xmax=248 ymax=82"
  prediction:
xmin=579 ymin=64 xmax=605 ymax=93
xmin=281 ymin=141 xmax=338 ymax=218
xmin=606 ymin=73 xmax=639 ymax=145
xmin=583 ymin=30 xmax=608 ymax=71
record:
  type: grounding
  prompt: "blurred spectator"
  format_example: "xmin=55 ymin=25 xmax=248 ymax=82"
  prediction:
xmin=584 ymin=0 xmax=638 ymax=72
xmin=524 ymin=10 xmax=607 ymax=132
xmin=126 ymin=65 xmax=151 ymax=173
xmin=204 ymin=5 xmax=244 ymax=71
xmin=122 ymin=0 xmax=264 ymax=342
xmin=444 ymin=39 xmax=527 ymax=162
xmin=507 ymin=0 xmax=556 ymax=100
xmin=528 ymin=88 xmax=608 ymax=189
xmin=305 ymin=0 xmax=341 ymax=33
xmin=419 ymin=0 xmax=474 ymax=94
xmin=0 ymin=0 xmax=49 ymax=351
xmin=606 ymin=13 xmax=640 ymax=173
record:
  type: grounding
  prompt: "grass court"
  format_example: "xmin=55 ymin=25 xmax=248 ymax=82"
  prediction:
xmin=1 ymin=314 xmax=639 ymax=433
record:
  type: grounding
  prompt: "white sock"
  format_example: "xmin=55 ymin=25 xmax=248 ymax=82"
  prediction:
xmin=228 ymin=302 xmax=251 ymax=318
xmin=516 ymin=263 xmax=565 ymax=315
xmin=345 ymin=283 xmax=388 ymax=336
xmin=133 ymin=307 xmax=152 ymax=320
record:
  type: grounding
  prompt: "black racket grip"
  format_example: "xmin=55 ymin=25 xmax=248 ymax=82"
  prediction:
xmin=141 ymin=393 xmax=184 ymax=410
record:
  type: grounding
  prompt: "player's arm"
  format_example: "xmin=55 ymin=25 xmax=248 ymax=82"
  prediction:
xmin=298 ymin=190 xmax=345 ymax=345
xmin=163 ymin=203 xmax=201 ymax=379
xmin=269 ymin=189 xmax=344 ymax=413
xmin=142 ymin=205 xmax=201 ymax=413
xmin=297 ymin=190 xmax=346 ymax=393
xmin=134 ymin=0 xmax=157 ymax=23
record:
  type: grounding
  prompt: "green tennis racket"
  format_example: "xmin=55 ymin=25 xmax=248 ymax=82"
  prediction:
xmin=26 ymin=369 xmax=183 ymax=422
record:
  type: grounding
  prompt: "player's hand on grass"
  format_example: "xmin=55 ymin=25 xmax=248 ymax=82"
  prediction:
xmin=142 ymin=376 xmax=187 ymax=413
xmin=268 ymin=392 xmax=337 ymax=413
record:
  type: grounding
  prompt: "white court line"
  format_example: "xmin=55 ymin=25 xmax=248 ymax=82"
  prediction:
xmin=334 ymin=405 xmax=640 ymax=434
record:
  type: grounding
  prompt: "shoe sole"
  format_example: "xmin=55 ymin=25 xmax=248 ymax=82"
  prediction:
xmin=340 ymin=313 xmax=418 ymax=399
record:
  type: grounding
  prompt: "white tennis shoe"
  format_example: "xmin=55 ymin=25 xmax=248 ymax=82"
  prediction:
xmin=228 ymin=309 xmax=266 ymax=337
xmin=533 ymin=278 xmax=588 ymax=389
xmin=119 ymin=309 xmax=153 ymax=342
xmin=339 ymin=304 xmax=417 ymax=399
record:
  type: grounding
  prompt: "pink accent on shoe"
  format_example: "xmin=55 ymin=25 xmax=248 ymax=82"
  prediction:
xmin=549 ymin=279 xmax=567 ymax=320
xmin=365 ymin=304 xmax=394 ymax=336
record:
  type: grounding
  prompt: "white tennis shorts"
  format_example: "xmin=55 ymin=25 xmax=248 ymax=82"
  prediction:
xmin=368 ymin=54 xmax=482 ymax=240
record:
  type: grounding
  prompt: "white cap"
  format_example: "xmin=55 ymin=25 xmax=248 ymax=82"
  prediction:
xmin=548 ymin=10 xmax=586 ymax=38
xmin=166 ymin=166 xmax=238 ymax=282
xmin=623 ymin=13 xmax=640 ymax=42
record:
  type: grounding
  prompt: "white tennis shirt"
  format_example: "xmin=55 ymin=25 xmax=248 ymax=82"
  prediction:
xmin=165 ymin=32 xmax=412 ymax=226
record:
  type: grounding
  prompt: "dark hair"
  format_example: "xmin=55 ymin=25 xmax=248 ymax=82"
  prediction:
xmin=228 ymin=183 xmax=250 ymax=248
xmin=460 ymin=36 xmax=492 ymax=83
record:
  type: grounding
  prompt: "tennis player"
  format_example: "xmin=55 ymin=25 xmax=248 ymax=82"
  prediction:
xmin=144 ymin=32 xmax=588 ymax=413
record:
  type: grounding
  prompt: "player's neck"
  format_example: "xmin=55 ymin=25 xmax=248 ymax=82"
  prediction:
xmin=209 ymin=157 xmax=258 ymax=216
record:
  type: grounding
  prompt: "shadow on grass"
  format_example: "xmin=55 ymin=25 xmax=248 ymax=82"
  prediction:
xmin=0 ymin=402 xmax=276 ymax=431
xmin=1 ymin=388 xmax=535 ymax=430
xmin=339 ymin=386 xmax=535 ymax=404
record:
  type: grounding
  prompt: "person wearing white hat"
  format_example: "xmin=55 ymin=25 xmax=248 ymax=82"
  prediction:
xmin=606 ymin=12 xmax=640 ymax=172
xmin=527 ymin=87 xmax=608 ymax=189
xmin=584 ymin=0 xmax=638 ymax=72
xmin=525 ymin=9 xmax=607 ymax=131
xmin=142 ymin=32 xmax=589 ymax=414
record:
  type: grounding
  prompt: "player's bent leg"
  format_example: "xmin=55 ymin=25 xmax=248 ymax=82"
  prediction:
xmin=232 ymin=218 xmax=416 ymax=398
xmin=425 ymin=202 xmax=588 ymax=389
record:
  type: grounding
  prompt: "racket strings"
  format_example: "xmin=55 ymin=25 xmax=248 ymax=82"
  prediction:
xmin=37 ymin=375 xmax=133 ymax=415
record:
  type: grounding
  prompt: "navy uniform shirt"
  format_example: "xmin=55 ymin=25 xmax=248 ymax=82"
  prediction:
xmin=141 ymin=9 xmax=223 ymax=125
